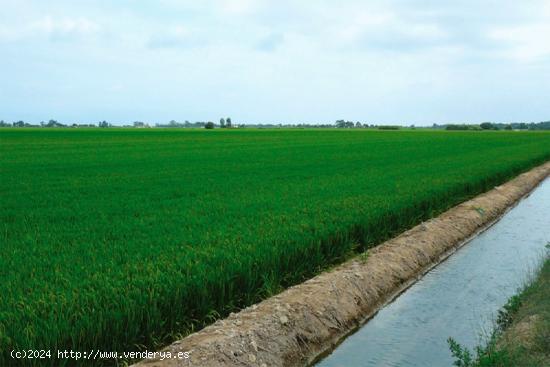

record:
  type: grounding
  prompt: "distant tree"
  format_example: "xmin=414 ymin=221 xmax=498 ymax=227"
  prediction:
xmin=98 ymin=121 xmax=110 ymax=128
xmin=480 ymin=122 xmax=494 ymax=130
xmin=205 ymin=121 xmax=215 ymax=129
xmin=13 ymin=120 xmax=25 ymax=127
xmin=505 ymin=124 xmax=513 ymax=130
xmin=226 ymin=117 xmax=232 ymax=128
xmin=445 ymin=124 xmax=479 ymax=131
xmin=133 ymin=121 xmax=145 ymax=128
xmin=0 ymin=120 xmax=9 ymax=127
xmin=336 ymin=120 xmax=356 ymax=128
xmin=355 ymin=121 xmax=362 ymax=128
xmin=220 ymin=118 xmax=226 ymax=128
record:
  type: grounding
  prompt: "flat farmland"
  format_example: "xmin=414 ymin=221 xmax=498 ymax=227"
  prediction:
xmin=1 ymin=128 xmax=549 ymax=365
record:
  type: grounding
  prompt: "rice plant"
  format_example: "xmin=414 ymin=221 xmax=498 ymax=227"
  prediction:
xmin=1 ymin=128 xmax=549 ymax=365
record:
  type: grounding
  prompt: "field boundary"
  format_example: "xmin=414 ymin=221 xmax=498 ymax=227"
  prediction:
xmin=133 ymin=161 xmax=550 ymax=367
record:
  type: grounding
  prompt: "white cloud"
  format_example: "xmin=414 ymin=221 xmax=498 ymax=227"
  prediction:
xmin=337 ymin=12 xmax=396 ymax=43
xmin=32 ymin=16 xmax=99 ymax=35
xmin=329 ymin=9 xmax=448 ymax=52
xmin=0 ymin=15 xmax=100 ymax=42
xmin=218 ymin=0 xmax=263 ymax=16
xmin=147 ymin=25 xmax=199 ymax=49
xmin=489 ymin=23 xmax=550 ymax=62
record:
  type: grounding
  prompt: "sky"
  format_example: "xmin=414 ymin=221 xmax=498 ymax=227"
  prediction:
xmin=1 ymin=0 xmax=549 ymax=126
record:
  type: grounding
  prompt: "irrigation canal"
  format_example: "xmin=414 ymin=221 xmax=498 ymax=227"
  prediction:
xmin=315 ymin=178 xmax=550 ymax=367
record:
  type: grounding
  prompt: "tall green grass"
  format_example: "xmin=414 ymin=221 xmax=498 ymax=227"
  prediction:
xmin=1 ymin=128 xmax=549 ymax=365
xmin=448 ymin=255 xmax=550 ymax=366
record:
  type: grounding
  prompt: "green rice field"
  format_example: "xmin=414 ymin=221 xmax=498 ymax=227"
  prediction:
xmin=1 ymin=128 xmax=549 ymax=365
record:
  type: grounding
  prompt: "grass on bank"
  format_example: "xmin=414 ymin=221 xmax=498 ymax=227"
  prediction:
xmin=1 ymin=129 xmax=550 ymax=366
xmin=449 ymin=254 xmax=550 ymax=367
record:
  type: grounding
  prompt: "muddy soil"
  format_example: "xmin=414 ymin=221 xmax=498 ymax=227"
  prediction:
xmin=133 ymin=162 xmax=550 ymax=367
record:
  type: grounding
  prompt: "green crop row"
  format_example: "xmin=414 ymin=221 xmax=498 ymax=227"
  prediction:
xmin=1 ymin=128 xmax=549 ymax=365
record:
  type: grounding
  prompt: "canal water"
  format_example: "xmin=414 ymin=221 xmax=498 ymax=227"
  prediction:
xmin=316 ymin=178 xmax=550 ymax=367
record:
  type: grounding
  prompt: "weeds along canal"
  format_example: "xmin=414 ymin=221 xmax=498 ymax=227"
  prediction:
xmin=315 ymin=178 xmax=550 ymax=367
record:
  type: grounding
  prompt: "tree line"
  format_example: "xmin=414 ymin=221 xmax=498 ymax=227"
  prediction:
xmin=436 ymin=121 xmax=550 ymax=131
xmin=1 ymin=119 xmax=550 ymax=130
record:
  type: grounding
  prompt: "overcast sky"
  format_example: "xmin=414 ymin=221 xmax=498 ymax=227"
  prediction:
xmin=1 ymin=0 xmax=549 ymax=125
